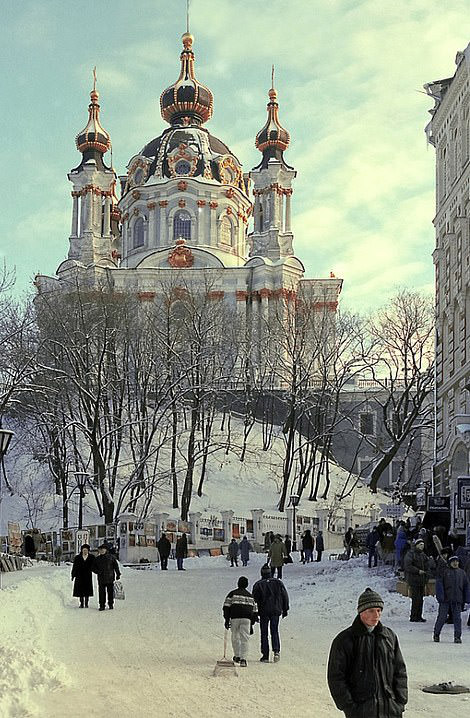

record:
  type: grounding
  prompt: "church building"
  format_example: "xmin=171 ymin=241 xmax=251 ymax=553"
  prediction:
xmin=35 ymin=31 xmax=342 ymax=336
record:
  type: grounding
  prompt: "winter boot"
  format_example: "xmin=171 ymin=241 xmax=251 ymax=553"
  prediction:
xmin=273 ymin=652 xmax=280 ymax=662
xmin=233 ymin=656 xmax=240 ymax=663
xmin=454 ymin=637 xmax=462 ymax=644
xmin=433 ymin=634 xmax=440 ymax=642
xmin=239 ymin=659 xmax=247 ymax=667
xmin=260 ymin=655 xmax=269 ymax=662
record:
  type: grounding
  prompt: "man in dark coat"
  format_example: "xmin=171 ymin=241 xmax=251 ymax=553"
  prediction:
xmin=239 ymin=536 xmax=253 ymax=567
xmin=403 ymin=538 xmax=433 ymax=622
xmin=252 ymin=564 xmax=289 ymax=663
xmin=328 ymin=587 xmax=408 ymax=718
xmin=315 ymin=530 xmax=324 ymax=561
xmin=433 ymin=555 xmax=470 ymax=643
xmin=71 ymin=543 xmax=95 ymax=608
xmin=302 ymin=530 xmax=314 ymax=563
xmin=175 ymin=532 xmax=188 ymax=570
xmin=366 ymin=526 xmax=380 ymax=568
xmin=228 ymin=538 xmax=240 ymax=567
xmin=157 ymin=533 xmax=171 ymax=570
xmin=92 ymin=543 xmax=121 ymax=611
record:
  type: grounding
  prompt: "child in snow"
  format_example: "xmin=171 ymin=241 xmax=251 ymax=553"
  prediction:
xmin=223 ymin=576 xmax=258 ymax=667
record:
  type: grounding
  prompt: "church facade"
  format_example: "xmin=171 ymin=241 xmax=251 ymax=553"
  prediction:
xmin=35 ymin=32 xmax=342 ymax=339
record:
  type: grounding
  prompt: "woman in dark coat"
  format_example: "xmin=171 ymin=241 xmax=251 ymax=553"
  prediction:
xmin=71 ymin=544 xmax=95 ymax=607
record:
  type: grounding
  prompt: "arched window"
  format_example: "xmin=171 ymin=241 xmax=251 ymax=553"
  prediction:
xmin=173 ymin=210 xmax=191 ymax=241
xmin=133 ymin=217 xmax=145 ymax=248
xmin=220 ymin=216 xmax=233 ymax=245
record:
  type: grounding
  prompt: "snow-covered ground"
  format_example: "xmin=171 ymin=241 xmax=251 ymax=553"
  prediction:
xmin=1 ymin=553 xmax=469 ymax=717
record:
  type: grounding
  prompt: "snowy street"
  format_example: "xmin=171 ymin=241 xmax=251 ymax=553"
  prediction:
xmin=1 ymin=554 xmax=470 ymax=718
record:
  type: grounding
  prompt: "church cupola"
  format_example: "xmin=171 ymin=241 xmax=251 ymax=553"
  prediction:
xmin=75 ymin=71 xmax=111 ymax=160
xmin=160 ymin=33 xmax=213 ymax=126
xmin=254 ymin=73 xmax=290 ymax=169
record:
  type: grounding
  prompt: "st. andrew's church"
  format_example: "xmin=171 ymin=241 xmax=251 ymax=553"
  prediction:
xmin=35 ymin=30 xmax=342 ymax=321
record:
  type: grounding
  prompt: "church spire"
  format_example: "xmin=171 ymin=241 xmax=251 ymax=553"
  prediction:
xmin=255 ymin=69 xmax=290 ymax=166
xmin=75 ymin=68 xmax=111 ymax=156
xmin=160 ymin=32 xmax=213 ymax=126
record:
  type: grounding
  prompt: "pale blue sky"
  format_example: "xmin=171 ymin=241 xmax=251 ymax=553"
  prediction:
xmin=1 ymin=0 xmax=470 ymax=309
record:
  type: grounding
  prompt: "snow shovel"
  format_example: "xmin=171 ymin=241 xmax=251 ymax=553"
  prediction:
xmin=213 ymin=629 xmax=238 ymax=677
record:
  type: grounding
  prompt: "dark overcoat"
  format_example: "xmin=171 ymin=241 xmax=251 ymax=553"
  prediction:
xmin=403 ymin=548 xmax=432 ymax=588
xmin=157 ymin=535 xmax=171 ymax=559
xmin=315 ymin=533 xmax=324 ymax=552
xmin=92 ymin=552 xmax=121 ymax=585
xmin=327 ymin=615 xmax=408 ymax=718
xmin=71 ymin=553 xmax=95 ymax=597
xmin=175 ymin=535 xmax=188 ymax=559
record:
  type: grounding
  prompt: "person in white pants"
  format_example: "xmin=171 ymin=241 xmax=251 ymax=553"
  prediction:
xmin=223 ymin=576 xmax=258 ymax=667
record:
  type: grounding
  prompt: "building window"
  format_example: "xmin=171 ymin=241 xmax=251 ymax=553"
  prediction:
xmin=220 ymin=216 xmax=233 ymax=245
xmin=359 ymin=412 xmax=374 ymax=435
xmin=173 ymin=210 xmax=191 ymax=241
xmin=133 ymin=217 xmax=145 ymax=248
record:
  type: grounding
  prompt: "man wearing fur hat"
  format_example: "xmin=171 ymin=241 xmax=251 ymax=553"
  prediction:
xmin=403 ymin=538 xmax=433 ymax=622
xmin=328 ymin=588 xmax=408 ymax=717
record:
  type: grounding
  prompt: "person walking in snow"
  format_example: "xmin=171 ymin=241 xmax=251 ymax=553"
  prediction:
xmin=71 ymin=543 xmax=95 ymax=608
xmin=268 ymin=534 xmax=288 ymax=578
xmin=223 ymin=576 xmax=258 ymax=667
xmin=93 ymin=543 xmax=121 ymax=611
xmin=344 ymin=528 xmax=354 ymax=560
xmin=252 ymin=564 xmax=289 ymax=663
xmin=239 ymin=536 xmax=253 ymax=567
xmin=315 ymin=530 xmax=324 ymax=562
xmin=403 ymin=538 xmax=433 ymax=622
xmin=327 ymin=587 xmax=408 ymax=718
xmin=433 ymin=555 xmax=470 ymax=643
xmin=394 ymin=522 xmax=409 ymax=570
xmin=366 ymin=525 xmax=380 ymax=568
xmin=302 ymin=529 xmax=314 ymax=564
xmin=228 ymin=538 xmax=240 ymax=567
xmin=157 ymin=533 xmax=171 ymax=570
xmin=175 ymin=533 xmax=188 ymax=570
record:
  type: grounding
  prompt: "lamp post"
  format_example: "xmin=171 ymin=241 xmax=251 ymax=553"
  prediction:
xmin=0 ymin=428 xmax=14 ymax=589
xmin=290 ymin=493 xmax=300 ymax=551
xmin=74 ymin=472 xmax=89 ymax=530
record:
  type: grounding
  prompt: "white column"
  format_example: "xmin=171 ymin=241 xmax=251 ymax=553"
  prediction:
xmin=86 ymin=190 xmax=93 ymax=231
xmin=221 ymin=510 xmax=234 ymax=544
xmin=285 ymin=192 xmax=292 ymax=232
xmin=147 ymin=203 xmax=156 ymax=248
xmin=188 ymin=512 xmax=201 ymax=546
xmin=251 ymin=509 xmax=265 ymax=548
xmin=103 ymin=195 xmax=111 ymax=237
xmin=71 ymin=194 xmax=79 ymax=236
xmin=159 ymin=202 xmax=168 ymax=246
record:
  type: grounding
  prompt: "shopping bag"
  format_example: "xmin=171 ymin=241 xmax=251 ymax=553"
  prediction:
xmin=113 ymin=580 xmax=125 ymax=600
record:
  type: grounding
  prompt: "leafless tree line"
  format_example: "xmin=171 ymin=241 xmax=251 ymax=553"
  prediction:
xmin=0 ymin=267 xmax=434 ymax=525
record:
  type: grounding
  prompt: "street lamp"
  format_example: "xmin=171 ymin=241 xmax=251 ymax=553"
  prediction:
xmin=290 ymin=493 xmax=300 ymax=551
xmin=74 ymin=472 xmax=89 ymax=530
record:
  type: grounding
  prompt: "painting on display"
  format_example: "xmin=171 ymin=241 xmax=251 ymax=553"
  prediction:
xmin=128 ymin=534 xmax=136 ymax=547
xmin=120 ymin=523 xmax=127 ymax=535
xmin=178 ymin=521 xmax=190 ymax=533
xmin=147 ymin=537 xmax=155 ymax=547
xmin=166 ymin=520 xmax=177 ymax=532
xmin=213 ymin=528 xmax=225 ymax=542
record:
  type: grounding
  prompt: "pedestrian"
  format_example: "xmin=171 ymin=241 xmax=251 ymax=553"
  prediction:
xmin=394 ymin=522 xmax=408 ymax=570
xmin=157 ymin=532 xmax=171 ymax=570
xmin=175 ymin=532 xmax=188 ymax=570
xmin=228 ymin=538 xmax=240 ymax=567
xmin=315 ymin=530 xmax=324 ymax=562
xmin=433 ymin=555 xmax=470 ymax=643
xmin=54 ymin=544 xmax=63 ymax=566
xmin=223 ymin=576 xmax=258 ymax=667
xmin=403 ymin=538 xmax=433 ymax=622
xmin=239 ymin=536 xmax=253 ymax=567
xmin=366 ymin=525 xmax=380 ymax=568
xmin=252 ymin=564 xmax=289 ymax=663
xmin=344 ymin=528 xmax=354 ymax=559
xmin=284 ymin=535 xmax=292 ymax=556
xmin=71 ymin=543 xmax=95 ymax=608
xmin=92 ymin=543 xmax=121 ymax=611
xmin=302 ymin=529 xmax=314 ymax=564
xmin=268 ymin=534 xmax=288 ymax=578
xmin=327 ymin=587 xmax=408 ymax=717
